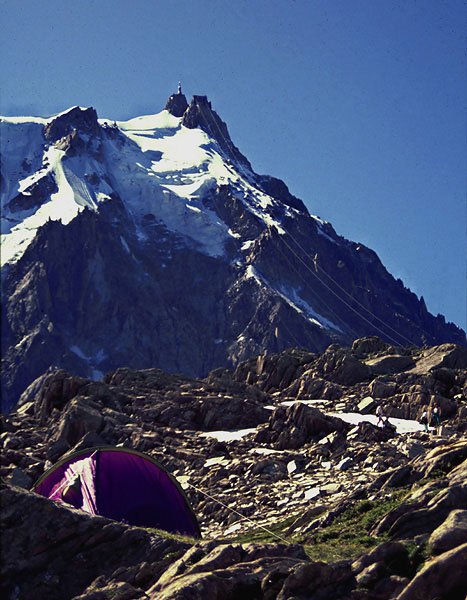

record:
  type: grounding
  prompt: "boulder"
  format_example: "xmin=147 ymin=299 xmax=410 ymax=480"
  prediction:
xmin=315 ymin=346 xmax=371 ymax=386
xmin=409 ymin=344 xmax=467 ymax=375
xmin=337 ymin=457 xmax=353 ymax=471
xmin=370 ymin=378 xmax=397 ymax=398
xmin=148 ymin=543 xmax=307 ymax=600
xmin=352 ymin=337 xmax=391 ymax=359
xmin=276 ymin=560 xmax=355 ymax=600
xmin=18 ymin=369 xmax=89 ymax=424
xmin=47 ymin=397 xmax=104 ymax=460
xmin=358 ymin=396 xmax=376 ymax=413
xmin=366 ymin=354 xmax=415 ymax=375
xmin=8 ymin=467 xmax=33 ymax=490
xmin=397 ymin=542 xmax=467 ymax=600
xmin=373 ymin=575 xmax=409 ymax=598
xmin=353 ymin=421 xmax=396 ymax=443
xmin=352 ymin=541 xmax=411 ymax=577
xmin=374 ymin=482 xmax=467 ymax=540
xmin=422 ymin=442 xmax=467 ymax=478
xmin=429 ymin=510 xmax=467 ymax=555
xmin=234 ymin=348 xmax=314 ymax=392
xmin=255 ymin=403 xmax=349 ymax=450
xmin=0 ymin=482 xmax=189 ymax=600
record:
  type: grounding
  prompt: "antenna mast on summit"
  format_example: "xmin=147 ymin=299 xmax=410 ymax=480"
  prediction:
xmin=178 ymin=81 xmax=182 ymax=94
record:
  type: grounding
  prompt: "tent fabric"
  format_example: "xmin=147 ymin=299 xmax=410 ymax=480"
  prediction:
xmin=34 ymin=447 xmax=200 ymax=538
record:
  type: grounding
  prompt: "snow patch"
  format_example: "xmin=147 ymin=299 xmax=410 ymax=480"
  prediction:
xmin=328 ymin=412 xmax=424 ymax=434
xmin=199 ymin=428 xmax=257 ymax=442
xmin=70 ymin=345 xmax=88 ymax=360
xmin=2 ymin=105 xmax=299 ymax=265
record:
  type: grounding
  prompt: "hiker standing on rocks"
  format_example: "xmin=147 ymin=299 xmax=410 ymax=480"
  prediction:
xmin=431 ymin=403 xmax=442 ymax=435
xmin=376 ymin=404 xmax=384 ymax=427
xmin=419 ymin=408 xmax=429 ymax=432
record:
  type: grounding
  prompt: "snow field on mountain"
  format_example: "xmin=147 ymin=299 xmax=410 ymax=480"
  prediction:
xmin=112 ymin=110 xmax=288 ymax=253
xmin=1 ymin=106 xmax=293 ymax=265
xmin=103 ymin=118 xmax=231 ymax=256
xmin=1 ymin=141 xmax=111 ymax=265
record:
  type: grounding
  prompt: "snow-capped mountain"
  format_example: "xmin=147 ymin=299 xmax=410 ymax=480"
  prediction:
xmin=1 ymin=88 xmax=464 ymax=410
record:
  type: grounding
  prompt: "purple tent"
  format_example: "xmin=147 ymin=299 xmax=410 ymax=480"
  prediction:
xmin=34 ymin=447 xmax=201 ymax=537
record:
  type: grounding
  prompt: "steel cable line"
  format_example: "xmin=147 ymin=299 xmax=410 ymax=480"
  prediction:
xmin=284 ymin=232 xmax=417 ymax=346
xmin=194 ymin=99 xmax=420 ymax=347
xmin=272 ymin=238 xmax=361 ymax=340
xmin=187 ymin=481 xmax=290 ymax=544
xmin=279 ymin=235 xmax=407 ymax=347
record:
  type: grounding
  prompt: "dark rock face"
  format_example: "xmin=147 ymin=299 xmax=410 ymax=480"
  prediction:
xmin=257 ymin=175 xmax=308 ymax=214
xmin=183 ymin=95 xmax=253 ymax=168
xmin=397 ymin=542 xmax=467 ymax=600
xmin=429 ymin=510 xmax=467 ymax=555
xmin=353 ymin=420 xmax=397 ymax=443
xmin=313 ymin=345 xmax=372 ymax=386
xmin=148 ymin=543 xmax=308 ymax=599
xmin=165 ymin=91 xmax=189 ymax=117
xmin=44 ymin=106 xmax=100 ymax=142
xmin=0 ymin=481 xmax=190 ymax=600
xmin=6 ymin=173 xmax=57 ymax=213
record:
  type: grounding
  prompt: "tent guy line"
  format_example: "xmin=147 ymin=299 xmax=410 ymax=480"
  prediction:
xmin=186 ymin=481 xmax=291 ymax=545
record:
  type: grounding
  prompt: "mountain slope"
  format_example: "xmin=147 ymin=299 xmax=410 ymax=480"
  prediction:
xmin=1 ymin=89 xmax=464 ymax=410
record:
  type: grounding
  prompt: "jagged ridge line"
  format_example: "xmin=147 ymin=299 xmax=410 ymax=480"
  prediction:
xmin=187 ymin=100 xmax=421 ymax=347
xmin=200 ymin=97 xmax=400 ymax=345
xmin=196 ymin=96 xmax=418 ymax=345
xmin=196 ymin=101 xmax=252 ymax=183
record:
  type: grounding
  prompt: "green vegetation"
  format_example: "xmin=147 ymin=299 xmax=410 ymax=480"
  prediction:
xmin=144 ymin=486 xmax=424 ymax=565
xmin=145 ymin=526 xmax=199 ymax=546
xmin=404 ymin=538 xmax=429 ymax=572
xmin=228 ymin=489 xmax=410 ymax=563
xmin=301 ymin=492 xmax=408 ymax=561
xmin=229 ymin=512 xmax=305 ymax=545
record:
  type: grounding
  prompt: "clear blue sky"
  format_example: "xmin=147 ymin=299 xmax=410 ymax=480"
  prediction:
xmin=1 ymin=0 xmax=465 ymax=331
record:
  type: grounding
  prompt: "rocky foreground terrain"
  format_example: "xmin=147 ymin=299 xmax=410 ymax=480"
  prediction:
xmin=1 ymin=337 xmax=467 ymax=599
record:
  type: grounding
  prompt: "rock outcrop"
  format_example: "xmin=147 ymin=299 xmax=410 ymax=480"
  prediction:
xmin=165 ymin=87 xmax=189 ymax=117
xmin=1 ymin=340 xmax=466 ymax=599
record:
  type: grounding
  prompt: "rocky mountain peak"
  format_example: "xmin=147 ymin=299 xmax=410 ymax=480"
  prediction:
xmin=44 ymin=106 xmax=100 ymax=143
xmin=182 ymin=95 xmax=252 ymax=168
xmin=1 ymin=93 xmax=465 ymax=411
xmin=164 ymin=83 xmax=189 ymax=117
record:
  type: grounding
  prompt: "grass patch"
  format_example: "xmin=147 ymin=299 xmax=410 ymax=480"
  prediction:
xmin=404 ymin=539 xmax=429 ymax=572
xmin=144 ymin=527 xmax=199 ymax=546
xmin=226 ymin=489 xmax=410 ymax=562
xmin=301 ymin=490 xmax=409 ymax=561
xmin=230 ymin=513 xmax=302 ymax=545
xmin=143 ymin=488 xmax=415 ymax=565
